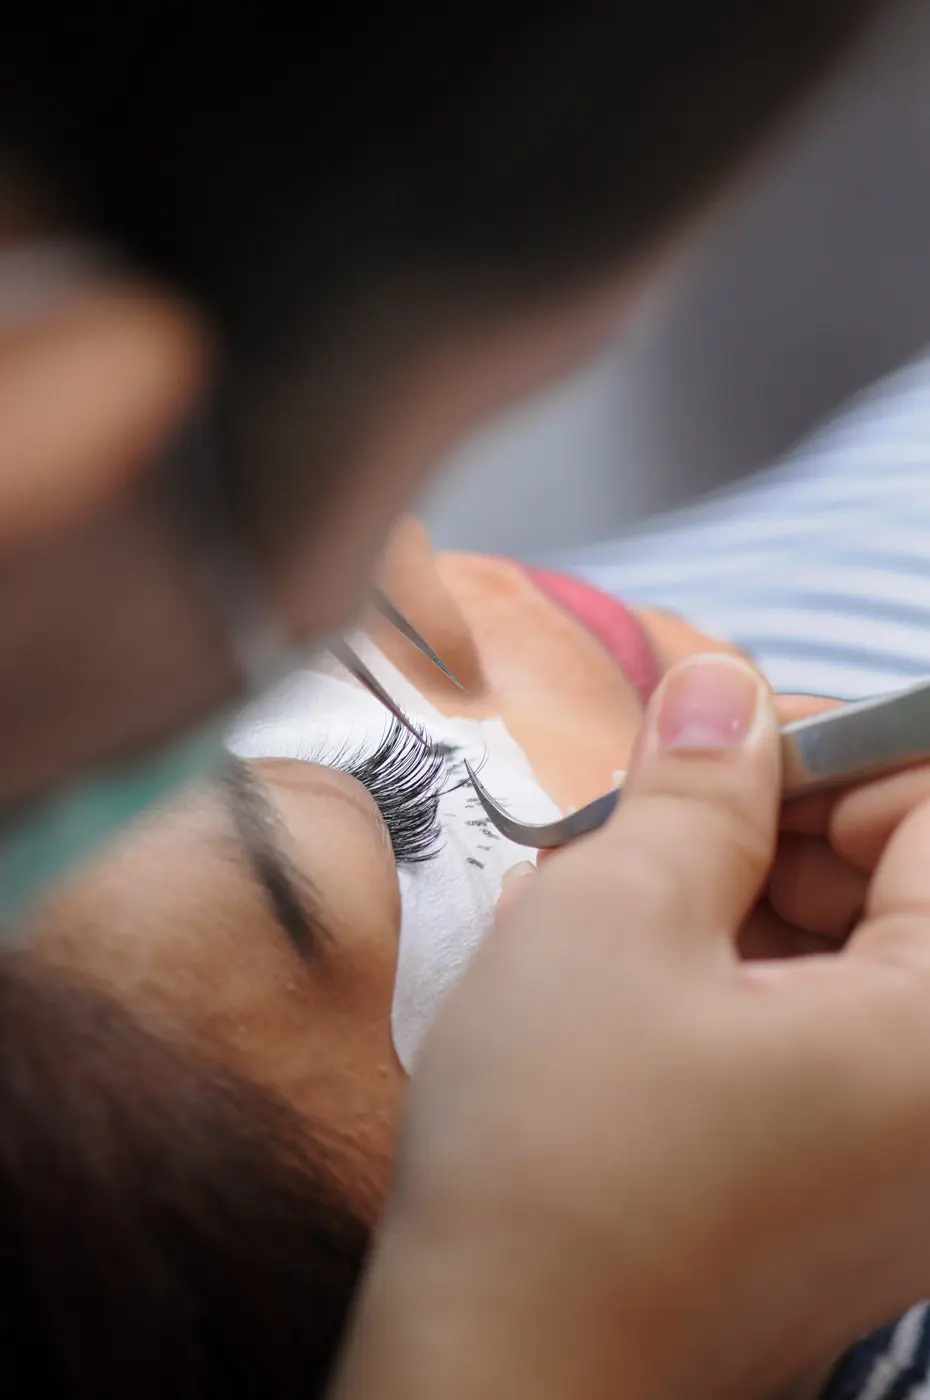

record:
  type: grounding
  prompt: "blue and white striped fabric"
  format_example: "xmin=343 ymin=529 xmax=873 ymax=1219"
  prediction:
xmin=556 ymin=348 xmax=930 ymax=1399
xmin=554 ymin=349 xmax=930 ymax=702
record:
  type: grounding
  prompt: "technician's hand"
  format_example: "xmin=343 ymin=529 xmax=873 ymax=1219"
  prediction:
xmin=334 ymin=654 xmax=930 ymax=1400
xmin=764 ymin=696 xmax=930 ymax=959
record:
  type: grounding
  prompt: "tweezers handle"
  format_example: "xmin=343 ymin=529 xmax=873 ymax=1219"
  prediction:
xmin=781 ymin=679 xmax=930 ymax=796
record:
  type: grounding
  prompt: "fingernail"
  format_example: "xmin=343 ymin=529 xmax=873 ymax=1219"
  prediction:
xmin=502 ymin=860 xmax=536 ymax=884
xmin=652 ymin=654 xmax=762 ymax=751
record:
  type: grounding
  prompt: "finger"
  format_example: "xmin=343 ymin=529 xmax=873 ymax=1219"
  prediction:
xmin=776 ymin=698 xmax=843 ymax=836
xmin=565 ymin=653 xmax=781 ymax=956
xmin=767 ymin=835 xmax=866 ymax=939
xmin=831 ymin=764 xmax=930 ymax=873
xmin=856 ymin=794 xmax=930 ymax=970
xmin=496 ymin=861 xmax=537 ymax=915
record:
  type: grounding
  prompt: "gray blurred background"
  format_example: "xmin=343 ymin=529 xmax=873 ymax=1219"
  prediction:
xmin=419 ymin=0 xmax=930 ymax=557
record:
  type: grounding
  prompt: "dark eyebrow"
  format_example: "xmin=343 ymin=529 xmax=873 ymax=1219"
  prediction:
xmin=216 ymin=756 xmax=332 ymax=964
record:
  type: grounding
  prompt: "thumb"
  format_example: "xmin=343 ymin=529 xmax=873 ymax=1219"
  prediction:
xmin=571 ymin=653 xmax=782 ymax=955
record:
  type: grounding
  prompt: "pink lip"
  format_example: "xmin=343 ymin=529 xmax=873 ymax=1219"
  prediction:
xmin=521 ymin=565 xmax=662 ymax=704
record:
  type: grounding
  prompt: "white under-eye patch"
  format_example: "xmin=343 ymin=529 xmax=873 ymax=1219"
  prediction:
xmin=227 ymin=636 xmax=562 ymax=1072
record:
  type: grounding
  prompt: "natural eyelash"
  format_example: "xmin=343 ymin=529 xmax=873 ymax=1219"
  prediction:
xmin=316 ymin=719 xmax=452 ymax=864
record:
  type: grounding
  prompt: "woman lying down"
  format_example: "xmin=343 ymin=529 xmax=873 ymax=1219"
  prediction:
xmin=7 ymin=516 xmax=899 ymax=1399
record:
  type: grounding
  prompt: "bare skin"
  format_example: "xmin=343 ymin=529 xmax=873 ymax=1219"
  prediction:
xmin=29 ymin=517 xmax=872 ymax=1246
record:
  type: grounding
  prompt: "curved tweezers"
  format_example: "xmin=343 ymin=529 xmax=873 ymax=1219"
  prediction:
xmin=467 ymin=677 xmax=930 ymax=849
xmin=465 ymin=760 xmax=620 ymax=847
xmin=338 ymin=603 xmax=930 ymax=853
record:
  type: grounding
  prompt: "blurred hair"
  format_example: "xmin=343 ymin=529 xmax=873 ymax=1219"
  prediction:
xmin=0 ymin=4 xmax=885 ymax=536
xmin=0 ymin=951 xmax=369 ymax=1399
xmin=0 ymin=6 xmax=886 ymax=333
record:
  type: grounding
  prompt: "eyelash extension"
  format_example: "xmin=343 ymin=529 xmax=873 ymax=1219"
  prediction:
xmin=326 ymin=719 xmax=453 ymax=864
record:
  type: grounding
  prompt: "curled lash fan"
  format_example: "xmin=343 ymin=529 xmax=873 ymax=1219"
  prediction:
xmin=324 ymin=719 xmax=452 ymax=864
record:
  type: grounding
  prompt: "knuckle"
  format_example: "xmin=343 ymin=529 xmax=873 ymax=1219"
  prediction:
xmin=641 ymin=764 xmax=773 ymax=867
xmin=590 ymin=795 xmax=766 ymax=914
xmin=607 ymin=837 xmax=683 ymax=918
xmin=681 ymin=793 xmax=771 ymax=899
xmin=555 ymin=755 xmax=778 ymax=929
xmin=617 ymin=783 xmax=772 ymax=911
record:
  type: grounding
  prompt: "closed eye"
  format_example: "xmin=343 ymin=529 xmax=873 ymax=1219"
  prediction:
xmin=217 ymin=756 xmax=333 ymax=963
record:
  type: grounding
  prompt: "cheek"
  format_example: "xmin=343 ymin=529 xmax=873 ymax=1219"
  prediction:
xmin=155 ymin=852 xmax=404 ymax=1215
xmin=35 ymin=790 xmax=408 ymax=1217
xmin=256 ymin=798 xmax=405 ymax=1176
xmin=267 ymin=914 xmax=404 ymax=1220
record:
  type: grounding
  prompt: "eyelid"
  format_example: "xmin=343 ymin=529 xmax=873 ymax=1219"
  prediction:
xmin=219 ymin=757 xmax=332 ymax=963
xmin=253 ymin=755 xmax=389 ymax=825
xmin=254 ymin=759 xmax=400 ymax=890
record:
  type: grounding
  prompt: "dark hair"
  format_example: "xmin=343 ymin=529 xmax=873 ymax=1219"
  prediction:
xmin=0 ymin=952 xmax=369 ymax=1399
xmin=0 ymin=5 xmax=885 ymax=331
xmin=0 ymin=4 xmax=884 ymax=534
